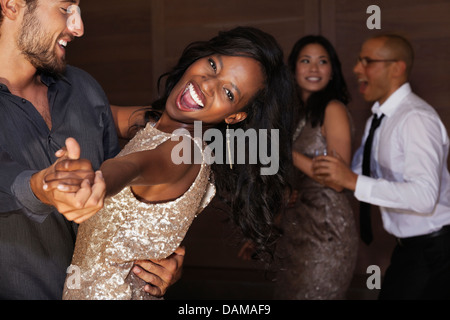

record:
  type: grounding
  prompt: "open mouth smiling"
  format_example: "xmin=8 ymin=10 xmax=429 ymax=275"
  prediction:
xmin=358 ymin=78 xmax=369 ymax=93
xmin=57 ymin=38 xmax=72 ymax=54
xmin=57 ymin=34 xmax=74 ymax=51
xmin=58 ymin=39 xmax=68 ymax=49
xmin=305 ymin=76 xmax=322 ymax=82
xmin=177 ymin=82 xmax=205 ymax=111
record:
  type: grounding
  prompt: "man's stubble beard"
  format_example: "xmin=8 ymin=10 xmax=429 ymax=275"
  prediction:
xmin=17 ymin=9 xmax=67 ymax=75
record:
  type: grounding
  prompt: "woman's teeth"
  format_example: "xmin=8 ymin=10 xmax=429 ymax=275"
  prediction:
xmin=187 ymin=83 xmax=204 ymax=107
xmin=179 ymin=83 xmax=205 ymax=110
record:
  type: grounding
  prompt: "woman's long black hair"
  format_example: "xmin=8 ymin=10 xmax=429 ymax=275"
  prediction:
xmin=149 ymin=26 xmax=296 ymax=260
xmin=288 ymin=35 xmax=350 ymax=127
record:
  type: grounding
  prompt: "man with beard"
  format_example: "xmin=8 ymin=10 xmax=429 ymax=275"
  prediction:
xmin=0 ymin=0 xmax=183 ymax=299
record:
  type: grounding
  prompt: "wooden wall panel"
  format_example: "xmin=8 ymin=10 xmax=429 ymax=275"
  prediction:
xmin=68 ymin=0 xmax=313 ymax=104
xmin=66 ymin=1 xmax=153 ymax=105
xmin=154 ymin=0 xmax=310 ymax=98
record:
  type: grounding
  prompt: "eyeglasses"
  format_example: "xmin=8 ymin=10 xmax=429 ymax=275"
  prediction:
xmin=357 ymin=57 xmax=398 ymax=67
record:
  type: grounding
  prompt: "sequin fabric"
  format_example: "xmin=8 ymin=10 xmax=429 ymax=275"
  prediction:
xmin=62 ymin=123 xmax=215 ymax=300
xmin=273 ymin=120 xmax=358 ymax=300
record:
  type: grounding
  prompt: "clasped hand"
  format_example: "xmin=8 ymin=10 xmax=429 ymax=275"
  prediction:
xmin=312 ymin=153 xmax=357 ymax=192
xmin=42 ymin=137 xmax=106 ymax=223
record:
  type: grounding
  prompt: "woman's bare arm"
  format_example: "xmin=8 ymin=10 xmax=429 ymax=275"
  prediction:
xmin=100 ymin=139 xmax=199 ymax=198
xmin=293 ymin=101 xmax=352 ymax=192
xmin=110 ymin=105 xmax=148 ymax=139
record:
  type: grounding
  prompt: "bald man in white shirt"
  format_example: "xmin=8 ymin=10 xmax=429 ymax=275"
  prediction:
xmin=312 ymin=34 xmax=450 ymax=299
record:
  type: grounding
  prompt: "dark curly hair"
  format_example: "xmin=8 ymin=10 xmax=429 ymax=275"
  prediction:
xmin=288 ymin=35 xmax=350 ymax=128
xmin=147 ymin=26 xmax=296 ymax=260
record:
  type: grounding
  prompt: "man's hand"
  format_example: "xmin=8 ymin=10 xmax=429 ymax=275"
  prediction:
xmin=312 ymin=154 xmax=358 ymax=191
xmin=133 ymin=246 xmax=185 ymax=298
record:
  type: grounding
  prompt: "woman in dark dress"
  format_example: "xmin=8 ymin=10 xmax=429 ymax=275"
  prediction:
xmin=273 ymin=35 xmax=358 ymax=300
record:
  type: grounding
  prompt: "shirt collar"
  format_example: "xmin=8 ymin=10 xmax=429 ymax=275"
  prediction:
xmin=39 ymin=70 xmax=71 ymax=87
xmin=371 ymin=82 xmax=412 ymax=117
xmin=0 ymin=71 xmax=72 ymax=92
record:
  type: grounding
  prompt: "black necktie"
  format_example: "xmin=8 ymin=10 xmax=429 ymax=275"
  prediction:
xmin=360 ymin=113 xmax=384 ymax=245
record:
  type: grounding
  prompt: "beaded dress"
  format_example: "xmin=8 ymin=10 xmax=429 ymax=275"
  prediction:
xmin=273 ymin=119 xmax=358 ymax=300
xmin=62 ymin=123 xmax=215 ymax=300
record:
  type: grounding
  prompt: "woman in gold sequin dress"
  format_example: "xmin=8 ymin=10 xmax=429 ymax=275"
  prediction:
xmin=45 ymin=27 xmax=296 ymax=300
xmin=273 ymin=36 xmax=358 ymax=300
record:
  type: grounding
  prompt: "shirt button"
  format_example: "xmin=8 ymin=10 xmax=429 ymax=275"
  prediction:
xmin=22 ymin=98 xmax=27 ymax=103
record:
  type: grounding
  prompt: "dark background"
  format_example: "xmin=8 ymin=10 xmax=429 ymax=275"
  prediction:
xmin=66 ymin=0 xmax=450 ymax=299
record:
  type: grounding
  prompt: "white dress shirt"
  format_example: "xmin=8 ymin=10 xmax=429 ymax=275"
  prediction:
xmin=352 ymin=83 xmax=450 ymax=238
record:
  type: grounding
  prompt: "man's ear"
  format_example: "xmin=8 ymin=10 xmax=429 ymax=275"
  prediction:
xmin=1 ymin=0 xmax=21 ymax=20
xmin=225 ymin=112 xmax=248 ymax=125
xmin=392 ymin=60 xmax=407 ymax=78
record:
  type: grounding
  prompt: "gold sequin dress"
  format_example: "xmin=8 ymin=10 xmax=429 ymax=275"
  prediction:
xmin=62 ymin=123 xmax=215 ymax=300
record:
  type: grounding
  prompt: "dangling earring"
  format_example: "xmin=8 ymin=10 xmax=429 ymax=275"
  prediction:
xmin=226 ymin=123 xmax=233 ymax=170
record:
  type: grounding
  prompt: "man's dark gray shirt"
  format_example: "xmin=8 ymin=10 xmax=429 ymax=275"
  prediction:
xmin=0 ymin=66 xmax=120 ymax=299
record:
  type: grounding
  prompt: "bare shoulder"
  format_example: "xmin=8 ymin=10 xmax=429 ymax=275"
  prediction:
xmin=325 ymin=100 xmax=348 ymax=115
xmin=322 ymin=100 xmax=351 ymax=138
xmin=324 ymin=100 xmax=350 ymax=124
